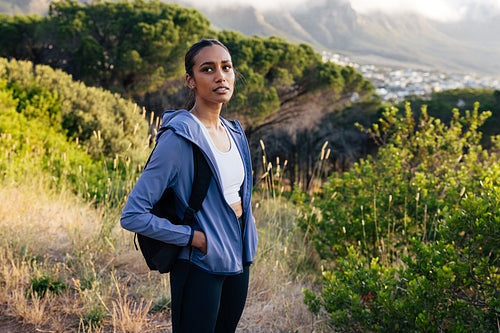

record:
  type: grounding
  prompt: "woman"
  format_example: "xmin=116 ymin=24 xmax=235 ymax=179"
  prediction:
xmin=120 ymin=39 xmax=258 ymax=332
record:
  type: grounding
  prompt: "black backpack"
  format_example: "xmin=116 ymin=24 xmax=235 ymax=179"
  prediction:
xmin=134 ymin=127 xmax=212 ymax=274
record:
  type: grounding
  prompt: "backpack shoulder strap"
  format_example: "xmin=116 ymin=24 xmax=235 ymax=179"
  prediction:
xmin=146 ymin=126 xmax=211 ymax=219
xmin=183 ymin=145 xmax=211 ymax=225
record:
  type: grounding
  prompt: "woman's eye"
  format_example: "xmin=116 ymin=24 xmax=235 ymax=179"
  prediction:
xmin=201 ymin=67 xmax=213 ymax=72
xmin=223 ymin=65 xmax=232 ymax=71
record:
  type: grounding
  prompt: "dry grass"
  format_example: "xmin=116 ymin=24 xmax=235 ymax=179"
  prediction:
xmin=110 ymin=274 xmax=157 ymax=333
xmin=10 ymin=289 xmax=50 ymax=326
xmin=239 ymin=195 xmax=321 ymax=333
xmin=0 ymin=181 xmax=323 ymax=332
xmin=0 ymin=180 xmax=102 ymax=258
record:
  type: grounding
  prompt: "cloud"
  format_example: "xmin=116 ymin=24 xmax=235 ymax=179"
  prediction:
xmin=180 ymin=0 xmax=313 ymax=11
xmin=179 ymin=0 xmax=500 ymax=21
xmin=350 ymin=0 xmax=500 ymax=21
xmin=184 ymin=0 xmax=500 ymax=21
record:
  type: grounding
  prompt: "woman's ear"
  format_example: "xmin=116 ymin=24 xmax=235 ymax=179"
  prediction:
xmin=185 ymin=73 xmax=195 ymax=90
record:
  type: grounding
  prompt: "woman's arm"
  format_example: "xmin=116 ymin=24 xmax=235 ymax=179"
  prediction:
xmin=120 ymin=130 xmax=194 ymax=246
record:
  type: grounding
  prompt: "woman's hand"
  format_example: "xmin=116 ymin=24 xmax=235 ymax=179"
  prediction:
xmin=191 ymin=230 xmax=207 ymax=254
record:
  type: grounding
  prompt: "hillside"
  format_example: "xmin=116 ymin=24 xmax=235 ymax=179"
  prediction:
xmin=1 ymin=2 xmax=499 ymax=332
xmin=0 ymin=56 xmax=317 ymax=333
xmin=0 ymin=0 xmax=381 ymax=185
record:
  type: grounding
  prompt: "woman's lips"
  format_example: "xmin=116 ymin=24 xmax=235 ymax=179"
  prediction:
xmin=214 ymin=86 xmax=230 ymax=93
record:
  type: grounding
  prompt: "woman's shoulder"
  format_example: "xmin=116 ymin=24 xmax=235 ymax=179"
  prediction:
xmin=220 ymin=117 xmax=243 ymax=133
xmin=156 ymin=127 xmax=195 ymax=156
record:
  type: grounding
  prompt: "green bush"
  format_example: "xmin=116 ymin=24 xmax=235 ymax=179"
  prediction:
xmin=402 ymin=88 xmax=500 ymax=145
xmin=81 ymin=305 xmax=109 ymax=330
xmin=0 ymin=57 xmax=149 ymax=161
xmin=303 ymin=102 xmax=495 ymax=260
xmin=0 ymin=64 xmax=149 ymax=207
xmin=29 ymin=274 xmax=67 ymax=297
xmin=302 ymin=102 xmax=500 ymax=331
xmin=305 ymin=185 xmax=499 ymax=332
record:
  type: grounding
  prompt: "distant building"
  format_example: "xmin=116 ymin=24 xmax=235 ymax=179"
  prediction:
xmin=321 ymin=51 xmax=500 ymax=102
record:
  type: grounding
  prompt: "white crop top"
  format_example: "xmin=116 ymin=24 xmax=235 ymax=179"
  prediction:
xmin=193 ymin=116 xmax=245 ymax=205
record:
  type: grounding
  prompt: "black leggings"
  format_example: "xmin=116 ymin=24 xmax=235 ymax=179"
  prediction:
xmin=170 ymin=260 xmax=250 ymax=333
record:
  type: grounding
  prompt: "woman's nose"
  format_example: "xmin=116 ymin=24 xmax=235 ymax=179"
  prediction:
xmin=214 ymin=66 xmax=226 ymax=82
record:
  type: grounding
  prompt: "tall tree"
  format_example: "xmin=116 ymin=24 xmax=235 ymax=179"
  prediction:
xmin=48 ymin=0 xmax=210 ymax=97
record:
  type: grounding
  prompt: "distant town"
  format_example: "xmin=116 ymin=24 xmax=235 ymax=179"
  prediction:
xmin=322 ymin=52 xmax=500 ymax=103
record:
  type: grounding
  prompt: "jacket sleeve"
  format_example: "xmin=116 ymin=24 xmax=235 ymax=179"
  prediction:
xmin=120 ymin=130 xmax=193 ymax=246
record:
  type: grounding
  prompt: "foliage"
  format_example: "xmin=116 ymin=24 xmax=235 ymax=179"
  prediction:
xmin=0 ymin=61 xmax=150 ymax=206
xmin=0 ymin=0 xmax=210 ymax=97
xmin=0 ymin=57 xmax=148 ymax=160
xmin=218 ymin=30 xmax=374 ymax=127
xmin=80 ymin=307 xmax=108 ymax=330
xmin=401 ymin=88 xmax=500 ymax=146
xmin=29 ymin=274 xmax=67 ymax=297
xmin=304 ymin=185 xmax=500 ymax=332
xmin=1 ymin=4 xmax=375 ymax=130
xmin=301 ymin=102 xmax=500 ymax=331
xmin=0 ymin=12 xmax=48 ymax=59
xmin=304 ymin=102 xmax=494 ymax=259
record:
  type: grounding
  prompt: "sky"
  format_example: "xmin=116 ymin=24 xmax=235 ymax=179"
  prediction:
xmin=185 ymin=0 xmax=500 ymax=21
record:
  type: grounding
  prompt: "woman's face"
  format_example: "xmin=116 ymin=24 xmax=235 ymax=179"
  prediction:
xmin=187 ymin=45 xmax=235 ymax=107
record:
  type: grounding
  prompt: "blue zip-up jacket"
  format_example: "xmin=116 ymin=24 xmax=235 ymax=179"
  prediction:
xmin=121 ymin=110 xmax=258 ymax=275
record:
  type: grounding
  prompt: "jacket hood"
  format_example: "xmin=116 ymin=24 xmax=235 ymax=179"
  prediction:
xmin=160 ymin=110 xmax=202 ymax=146
xmin=159 ymin=109 xmax=241 ymax=149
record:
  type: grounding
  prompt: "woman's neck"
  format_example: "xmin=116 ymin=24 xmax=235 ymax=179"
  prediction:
xmin=190 ymin=103 xmax=223 ymax=130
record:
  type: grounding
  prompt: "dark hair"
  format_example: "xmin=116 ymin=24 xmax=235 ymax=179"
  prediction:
xmin=184 ymin=39 xmax=231 ymax=110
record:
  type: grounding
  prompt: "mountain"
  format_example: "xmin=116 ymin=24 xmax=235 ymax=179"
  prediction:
xmin=2 ymin=0 xmax=500 ymax=76
xmin=195 ymin=0 xmax=500 ymax=76
xmin=349 ymin=12 xmax=499 ymax=74
xmin=0 ymin=0 xmax=49 ymax=15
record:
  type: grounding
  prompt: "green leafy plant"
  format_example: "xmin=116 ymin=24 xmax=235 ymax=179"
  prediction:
xmin=80 ymin=304 xmax=109 ymax=330
xmin=29 ymin=274 xmax=67 ymax=298
xmin=0 ymin=60 xmax=151 ymax=209
xmin=302 ymin=103 xmax=500 ymax=331
xmin=302 ymin=102 xmax=494 ymax=260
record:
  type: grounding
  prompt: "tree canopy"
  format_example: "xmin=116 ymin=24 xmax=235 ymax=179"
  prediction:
xmin=218 ymin=30 xmax=374 ymax=128
xmin=1 ymin=0 xmax=211 ymax=97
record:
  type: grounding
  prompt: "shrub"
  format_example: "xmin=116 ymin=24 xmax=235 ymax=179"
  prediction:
xmin=302 ymin=103 xmax=500 ymax=331
xmin=302 ymin=103 xmax=495 ymax=260
xmin=305 ymin=185 xmax=500 ymax=332
xmin=0 ymin=60 xmax=153 ymax=207
xmin=0 ymin=57 xmax=149 ymax=161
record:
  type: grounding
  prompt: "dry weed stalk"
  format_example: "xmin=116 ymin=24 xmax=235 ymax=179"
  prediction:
xmin=9 ymin=289 xmax=51 ymax=327
xmin=111 ymin=274 xmax=154 ymax=333
xmin=0 ymin=248 xmax=27 ymax=303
